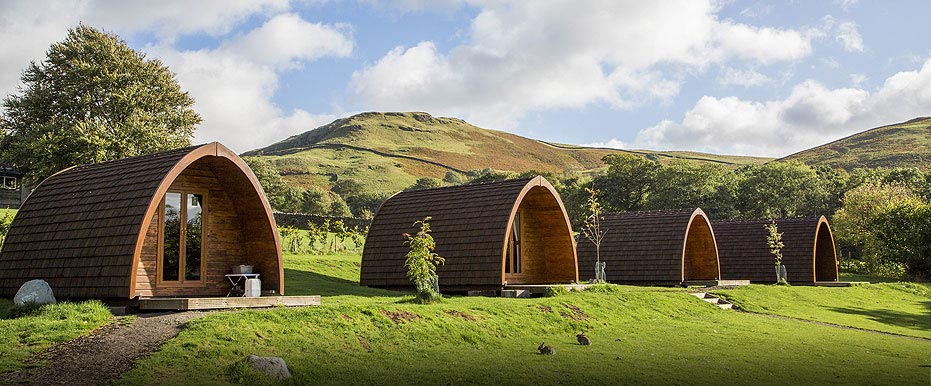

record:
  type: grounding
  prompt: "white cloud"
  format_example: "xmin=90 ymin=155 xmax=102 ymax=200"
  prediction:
xmin=350 ymin=0 xmax=817 ymax=130
xmin=0 ymin=0 xmax=288 ymax=99
xmin=835 ymin=21 xmax=864 ymax=52
xmin=0 ymin=2 xmax=347 ymax=152
xmin=583 ymin=139 xmax=627 ymax=150
xmin=834 ymin=0 xmax=858 ymax=11
xmin=849 ymin=73 xmax=868 ymax=85
xmin=718 ymin=67 xmax=773 ymax=87
xmin=148 ymin=14 xmax=353 ymax=151
xmin=632 ymin=58 xmax=931 ymax=157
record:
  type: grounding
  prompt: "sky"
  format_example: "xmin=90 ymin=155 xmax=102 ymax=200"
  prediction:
xmin=0 ymin=0 xmax=929 ymax=157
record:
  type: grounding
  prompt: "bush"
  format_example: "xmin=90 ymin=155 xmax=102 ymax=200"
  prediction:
xmin=0 ymin=213 xmax=12 ymax=249
xmin=404 ymin=217 xmax=445 ymax=303
xmin=544 ymin=286 xmax=569 ymax=297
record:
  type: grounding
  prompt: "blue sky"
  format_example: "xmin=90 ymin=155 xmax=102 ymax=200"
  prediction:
xmin=1 ymin=1 xmax=929 ymax=156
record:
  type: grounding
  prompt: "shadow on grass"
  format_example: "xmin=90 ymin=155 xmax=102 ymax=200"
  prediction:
xmin=825 ymin=300 xmax=931 ymax=333
xmin=283 ymin=268 xmax=403 ymax=297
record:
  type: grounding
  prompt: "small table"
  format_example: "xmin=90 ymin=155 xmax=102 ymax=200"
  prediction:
xmin=225 ymin=273 xmax=260 ymax=297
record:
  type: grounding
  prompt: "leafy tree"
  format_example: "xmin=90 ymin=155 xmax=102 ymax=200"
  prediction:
xmin=582 ymin=186 xmax=608 ymax=283
xmin=647 ymin=161 xmax=731 ymax=213
xmin=0 ymin=25 xmax=200 ymax=184
xmin=345 ymin=192 xmax=391 ymax=218
xmin=243 ymin=157 xmax=304 ymax=212
xmin=277 ymin=226 xmax=303 ymax=254
xmin=404 ymin=217 xmax=445 ymax=303
xmin=734 ymin=162 xmax=824 ymax=218
xmin=871 ymin=200 xmax=931 ymax=278
xmin=301 ymin=187 xmax=328 ymax=215
xmin=404 ymin=177 xmax=443 ymax=192
xmin=765 ymin=220 xmax=787 ymax=284
xmin=443 ymin=171 xmax=465 ymax=184
xmin=0 ymin=212 xmax=13 ymax=249
xmin=331 ymin=178 xmax=363 ymax=198
xmin=328 ymin=197 xmax=352 ymax=218
xmin=466 ymin=168 xmax=517 ymax=184
xmin=592 ymin=154 xmax=659 ymax=212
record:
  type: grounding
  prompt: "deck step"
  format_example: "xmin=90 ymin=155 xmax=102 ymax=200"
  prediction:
xmin=688 ymin=292 xmax=734 ymax=310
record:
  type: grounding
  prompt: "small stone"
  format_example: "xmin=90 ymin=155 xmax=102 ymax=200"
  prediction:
xmin=245 ymin=355 xmax=291 ymax=380
xmin=13 ymin=279 xmax=56 ymax=306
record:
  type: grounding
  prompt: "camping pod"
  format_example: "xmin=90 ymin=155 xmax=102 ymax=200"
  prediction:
xmin=360 ymin=176 xmax=578 ymax=291
xmin=576 ymin=208 xmax=720 ymax=285
xmin=713 ymin=216 xmax=838 ymax=283
xmin=0 ymin=143 xmax=283 ymax=299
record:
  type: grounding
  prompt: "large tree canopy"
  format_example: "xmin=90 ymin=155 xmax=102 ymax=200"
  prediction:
xmin=0 ymin=25 xmax=201 ymax=184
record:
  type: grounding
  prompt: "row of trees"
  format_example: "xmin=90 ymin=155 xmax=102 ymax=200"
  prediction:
xmin=277 ymin=219 xmax=367 ymax=255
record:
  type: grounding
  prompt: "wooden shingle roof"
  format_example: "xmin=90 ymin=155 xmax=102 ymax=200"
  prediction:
xmin=0 ymin=142 xmax=283 ymax=298
xmin=360 ymin=176 xmax=574 ymax=290
xmin=713 ymin=216 xmax=838 ymax=283
xmin=576 ymin=208 xmax=719 ymax=284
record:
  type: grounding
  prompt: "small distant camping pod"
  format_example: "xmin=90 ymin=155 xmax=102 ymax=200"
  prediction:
xmin=576 ymin=208 xmax=720 ymax=285
xmin=713 ymin=216 xmax=838 ymax=283
xmin=0 ymin=143 xmax=283 ymax=299
xmin=360 ymin=176 xmax=578 ymax=291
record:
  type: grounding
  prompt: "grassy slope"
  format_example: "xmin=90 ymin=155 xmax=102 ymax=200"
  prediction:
xmin=714 ymin=283 xmax=931 ymax=339
xmin=0 ymin=300 xmax=112 ymax=373
xmin=246 ymin=112 xmax=771 ymax=193
xmin=781 ymin=117 xmax=931 ymax=170
xmin=121 ymin=253 xmax=931 ymax=386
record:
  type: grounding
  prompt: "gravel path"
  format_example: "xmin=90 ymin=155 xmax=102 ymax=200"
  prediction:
xmin=3 ymin=311 xmax=204 ymax=386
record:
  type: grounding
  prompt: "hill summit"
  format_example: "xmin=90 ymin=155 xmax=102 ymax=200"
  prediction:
xmin=245 ymin=112 xmax=769 ymax=193
xmin=781 ymin=117 xmax=931 ymax=170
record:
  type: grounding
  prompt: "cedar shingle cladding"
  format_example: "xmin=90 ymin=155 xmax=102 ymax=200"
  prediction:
xmin=576 ymin=208 xmax=720 ymax=284
xmin=360 ymin=176 xmax=578 ymax=290
xmin=0 ymin=143 xmax=283 ymax=298
xmin=713 ymin=216 xmax=838 ymax=283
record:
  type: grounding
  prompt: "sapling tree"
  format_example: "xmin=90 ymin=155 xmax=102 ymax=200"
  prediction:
xmin=765 ymin=220 xmax=787 ymax=284
xmin=306 ymin=221 xmax=327 ymax=253
xmin=404 ymin=217 xmax=445 ymax=303
xmin=582 ymin=186 xmax=608 ymax=283
xmin=0 ymin=213 xmax=13 ymax=249
xmin=277 ymin=225 xmax=304 ymax=254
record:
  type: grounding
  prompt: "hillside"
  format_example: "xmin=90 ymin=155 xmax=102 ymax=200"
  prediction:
xmin=245 ymin=112 xmax=771 ymax=193
xmin=781 ymin=117 xmax=931 ymax=170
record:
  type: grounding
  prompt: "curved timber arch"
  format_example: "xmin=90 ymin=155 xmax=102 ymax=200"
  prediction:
xmin=361 ymin=176 xmax=578 ymax=291
xmin=0 ymin=142 xmax=283 ymax=299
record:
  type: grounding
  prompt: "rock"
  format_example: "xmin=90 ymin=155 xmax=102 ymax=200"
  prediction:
xmin=245 ymin=355 xmax=291 ymax=380
xmin=13 ymin=279 xmax=56 ymax=306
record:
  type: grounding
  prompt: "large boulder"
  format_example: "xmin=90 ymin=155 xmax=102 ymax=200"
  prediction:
xmin=13 ymin=279 xmax=56 ymax=306
xmin=245 ymin=355 xmax=291 ymax=380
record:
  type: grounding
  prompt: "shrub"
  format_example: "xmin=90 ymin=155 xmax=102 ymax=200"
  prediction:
xmin=0 ymin=213 xmax=12 ymax=249
xmin=544 ymin=286 xmax=569 ymax=297
xmin=404 ymin=217 xmax=445 ymax=303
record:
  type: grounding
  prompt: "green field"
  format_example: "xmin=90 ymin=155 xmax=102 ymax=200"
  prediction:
xmin=246 ymin=112 xmax=772 ymax=194
xmin=118 ymin=252 xmax=931 ymax=385
xmin=781 ymin=117 xmax=931 ymax=170
xmin=0 ymin=300 xmax=111 ymax=373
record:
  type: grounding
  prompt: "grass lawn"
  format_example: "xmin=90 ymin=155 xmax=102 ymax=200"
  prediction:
xmin=0 ymin=300 xmax=111 ymax=373
xmin=0 ymin=208 xmax=16 ymax=218
xmin=714 ymin=283 xmax=931 ymax=339
xmin=120 ymin=253 xmax=931 ymax=386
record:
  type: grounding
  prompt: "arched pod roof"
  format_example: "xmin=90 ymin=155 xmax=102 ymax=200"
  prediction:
xmin=713 ymin=216 xmax=838 ymax=283
xmin=577 ymin=208 xmax=720 ymax=284
xmin=0 ymin=142 xmax=282 ymax=298
xmin=361 ymin=176 xmax=578 ymax=290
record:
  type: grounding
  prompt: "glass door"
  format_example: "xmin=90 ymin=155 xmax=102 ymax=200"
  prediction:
xmin=159 ymin=191 xmax=206 ymax=286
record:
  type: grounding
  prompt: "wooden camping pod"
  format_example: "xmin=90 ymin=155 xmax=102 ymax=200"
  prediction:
xmin=713 ymin=216 xmax=838 ymax=283
xmin=0 ymin=143 xmax=283 ymax=299
xmin=576 ymin=208 xmax=720 ymax=284
xmin=360 ymin=176 xmax=578 ymax=291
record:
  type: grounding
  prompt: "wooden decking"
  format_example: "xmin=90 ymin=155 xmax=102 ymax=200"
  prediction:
xmin=682 ymin=279 xmax=750 ymax=287
xmin=138 ymin=295 xmax=321 ymax=311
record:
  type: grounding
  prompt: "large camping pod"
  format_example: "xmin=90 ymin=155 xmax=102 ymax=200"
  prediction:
xmin=713 ymin=216 xmax=838 ymax=283
xmin=361 ymin=176 xmax=578 ymax=291
xmin=576 ymin=208 xmax=720 ymax=285
xmin=0 ymin=143 xmax=283 ymax=299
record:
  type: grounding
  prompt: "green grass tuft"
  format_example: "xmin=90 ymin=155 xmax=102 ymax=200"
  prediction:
xmin=0 ymin=300 xmax=111 ymax=373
